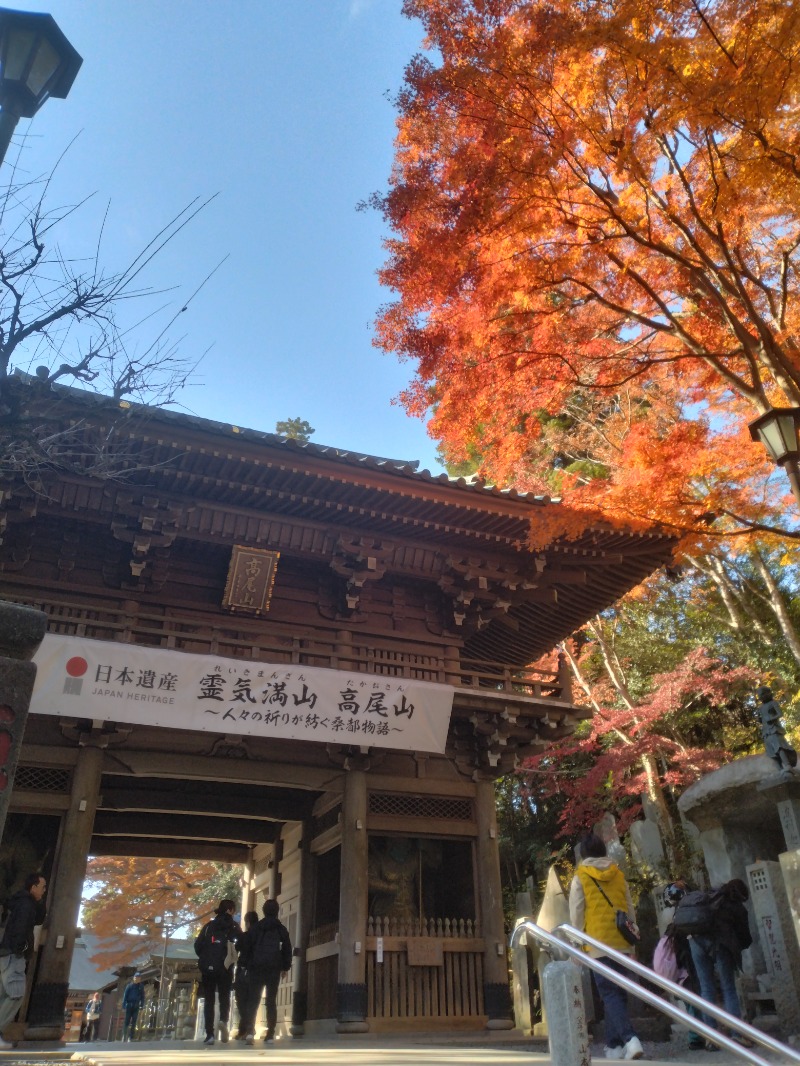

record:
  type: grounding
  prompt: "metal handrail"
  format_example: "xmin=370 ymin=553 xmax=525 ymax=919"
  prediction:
xmin=512 ymin=920 xmax=800 ymax=1066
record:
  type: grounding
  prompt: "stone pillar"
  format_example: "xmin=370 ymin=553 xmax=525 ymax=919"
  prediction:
xmin=511 ymin=892 xmax=534 ymax=1033
xmin=26 ymin=739 xmax=104 ymax=1038
xmin=290 ymin=820 xmax=314 ymax=1037
xmin=336 ymin=770 xmax=368 ymax=1032
xmin=475 ymin=778 xmax=513 ymax=1029
xmin=0 ymin=601 xmax=47 ymax=842
xmin=747 ymin=860 xmax=800 ymax=1035
xmin=541 ymin=960 xmax=590 ymax=1066
xmin=778 ymin=799 xmax=800 ymax=852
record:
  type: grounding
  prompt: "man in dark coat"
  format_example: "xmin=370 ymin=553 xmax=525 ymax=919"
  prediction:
xmin=688 ymin=878 xmax=755 ymax=1048
xmin=194 ymin=898 xmax=242 ymax=1046
xmin=0 ymin=871 xmax=46 ymax=1049
xmin=233 ymin=910 xmax=259 ymax=1040
xmin=121 ymin=972 xmax=144 ymax=1040
xmin=242 ymin=899 xmax=292 ymax=1045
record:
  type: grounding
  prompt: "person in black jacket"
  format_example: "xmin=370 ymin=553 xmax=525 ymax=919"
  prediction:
xmin=194 ymin=898 xmax=242 ymax=1046
xmin=232 ymin=910 xmax=259 ymax=1040
xmin=688 ymin=879 xmax=754 ymax=1048
xmin=242 ymin=899 xmax=292 ymax=1045
xmin=0 ymin=871 xmax=46 ymax=1049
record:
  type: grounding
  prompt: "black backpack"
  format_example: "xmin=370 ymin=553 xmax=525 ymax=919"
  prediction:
xmin=194 ymin=919 xmax=229 ymax=975
xmin=252 ymin=922 xmax=284 ymax=971
xmin=672 ymin=889 xmax=720 ymax=937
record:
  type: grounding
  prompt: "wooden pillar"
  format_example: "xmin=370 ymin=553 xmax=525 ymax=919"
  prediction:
xmin=241 ymin=852 xmax=255 ymax=916
xmin=290 ymin=819 xmax=314 ymax=1037
xmin=269 ymin=837 xmax=281 ymax=900
xmin=26 ymin=739 xmax=105 ymax=1038
xmin=475 ymin=778 xmax=514 ymax=1029
xmin=0 ymin=602 xmax=46 ymax=844
xmin=336 ymin=769 xmax=368 ymax=1032
xmin=334 ymin=630 xmax=353 ymax=672
xmin=557 ymin=651 xmax=573 ymax=703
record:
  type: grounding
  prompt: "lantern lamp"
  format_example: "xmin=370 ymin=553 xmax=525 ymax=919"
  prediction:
xmin=748 ymin=408 xmax=800 ymax=466
xmin=0 ymin=7 xmax=81 ymax=164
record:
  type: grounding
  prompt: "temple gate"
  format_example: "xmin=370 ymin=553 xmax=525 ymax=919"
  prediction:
xmin=0 ymin=382 xmax=674 ymax=1036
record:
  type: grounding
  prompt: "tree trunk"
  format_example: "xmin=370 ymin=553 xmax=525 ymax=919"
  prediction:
xmin=753 ymin=547 xmax=800 ymax=669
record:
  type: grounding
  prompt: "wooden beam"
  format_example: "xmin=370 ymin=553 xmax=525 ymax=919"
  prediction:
xmin=91 ymin=811 xmax=280 ymax=845
xmin=99 ymin=785 xmax=315 ymax=823
xmin=100 ymin=750 xmax=341 ymax=791
xmin=90 ymin=837 xmax=249 ymax=863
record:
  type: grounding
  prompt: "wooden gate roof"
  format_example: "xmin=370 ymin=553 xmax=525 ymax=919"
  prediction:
xmin=2 ymin=379 xmax=676 ymax=665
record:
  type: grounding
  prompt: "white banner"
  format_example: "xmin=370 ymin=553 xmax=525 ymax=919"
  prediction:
xmin=30 ymin=635 xmax=454 ymax=755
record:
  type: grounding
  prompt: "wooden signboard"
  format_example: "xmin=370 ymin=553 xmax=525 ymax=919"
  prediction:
xmin=406 ymin=938 xmax=444 ymax=966
xmin=223 ymin=546 xmax=280 ymax=614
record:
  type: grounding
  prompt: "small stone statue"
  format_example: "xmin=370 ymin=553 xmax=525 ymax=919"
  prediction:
xmin=756 ymin=686 xmax=798 ymax=774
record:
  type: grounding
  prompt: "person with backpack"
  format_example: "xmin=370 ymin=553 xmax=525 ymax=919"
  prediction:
xmin=194 ymin=898 xmax=242 ymax=1046
xmin=654 ymin=883 xmax=705 ymax=1051
xmin=241 ymin=898 xmax=292 ymax=1045
xmin=569 ymin=833 xmax=644 ymax=1061
xmin=232 ymin=910 xmax=259 ymax=1040
xmin=681 ymin=878 xmax=754 ymax=1048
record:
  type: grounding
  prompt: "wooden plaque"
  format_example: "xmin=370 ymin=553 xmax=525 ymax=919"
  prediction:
xmin=406 ymin=938 xmax=444 ymax=966
xmin=223 ymin=546 xmax=280 ymax=615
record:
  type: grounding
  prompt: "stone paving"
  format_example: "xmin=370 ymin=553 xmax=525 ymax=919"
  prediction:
xmin=0 ymin=1031 xmax=792 ymax=1066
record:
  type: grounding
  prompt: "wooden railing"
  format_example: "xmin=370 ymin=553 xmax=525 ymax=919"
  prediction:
xmin=10 ymin=594 xmax=569 ymax=702
xmin=366 ymin=916 xmax=484 ymax=1024
xmin=308 ymin=922 xmax=339 ymax=949
xmin=368 ymin=916 xmax=480 ymax=938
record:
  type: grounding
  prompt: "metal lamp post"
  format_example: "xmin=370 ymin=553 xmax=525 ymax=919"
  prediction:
xmin=155 ymin=914 xmax=171 ymax=1037
xmin=0 ymin=6 xmax=82 ymax=166
xmin=748 ymin=406 xmax=800 ymax=508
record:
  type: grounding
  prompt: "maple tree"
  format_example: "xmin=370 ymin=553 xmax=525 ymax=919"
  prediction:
xmin=375 ymin=0 xmax=800 ymax=543
xmin=82 ymin=856 xmax=240 ymax=967
xmin=520 ymin=635 xmax=759 ymax=869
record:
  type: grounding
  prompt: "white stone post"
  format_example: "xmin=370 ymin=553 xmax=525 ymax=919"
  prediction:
xmin=541 ymin=960 xmax=591 ymax=1066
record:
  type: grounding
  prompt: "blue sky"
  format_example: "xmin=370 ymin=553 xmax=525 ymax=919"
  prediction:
xmin=8 ymin=1 xmax=446 ymax=472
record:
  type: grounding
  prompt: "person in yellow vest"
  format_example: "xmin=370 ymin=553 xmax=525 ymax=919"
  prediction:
xmin=569 ymin=833 xmax=644 ymax=1061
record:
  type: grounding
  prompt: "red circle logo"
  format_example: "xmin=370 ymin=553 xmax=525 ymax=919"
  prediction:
xmin=66 ymin=657 xmax=88 ymax=678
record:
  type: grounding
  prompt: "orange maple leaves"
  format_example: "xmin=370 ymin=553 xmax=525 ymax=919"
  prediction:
xmin=377 ymin=0 xmax=800 ymax=548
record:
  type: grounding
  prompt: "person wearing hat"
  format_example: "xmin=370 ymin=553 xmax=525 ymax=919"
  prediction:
xmin=194 ymin=898 xmax=242 ymax=1046
xmin=122 ymin=972 xmax=144 ymax=1041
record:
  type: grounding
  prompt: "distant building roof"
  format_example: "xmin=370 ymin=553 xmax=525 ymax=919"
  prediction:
xmin=71 ymin=933 xmax=196 ymax=992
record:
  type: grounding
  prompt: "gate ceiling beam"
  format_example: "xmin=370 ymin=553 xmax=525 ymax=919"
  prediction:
xmin=91 ymin=810 xmax=280 ymax=844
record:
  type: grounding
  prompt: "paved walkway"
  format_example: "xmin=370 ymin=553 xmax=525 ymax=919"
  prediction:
xmin=0 ymin=1032 xmax=793 ymax=1066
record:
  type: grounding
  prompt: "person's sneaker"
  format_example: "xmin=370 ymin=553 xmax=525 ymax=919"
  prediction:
xmin=219 ymin=1021 xmax=229 ymax=1043
xmin=245 ymin=1033 xmax=254 ymax=1046
xmin=0 ymin=1038 xmax=12 ymax=1050
xmin=264 ymin=1030 xmax=274 ymax=1043
xmin=203 ymin=1034 xmax=215 ymax=1046
xmin=687 ymin=1037 xmax=706 ymax=1050
xmin=623 ymin=1035 xmax=644 ymax=1060
xmin=731 ymin=1034 xmax=755 ymax=1049
xmin=605 ymin=1047 xmax=624 ymax=1059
